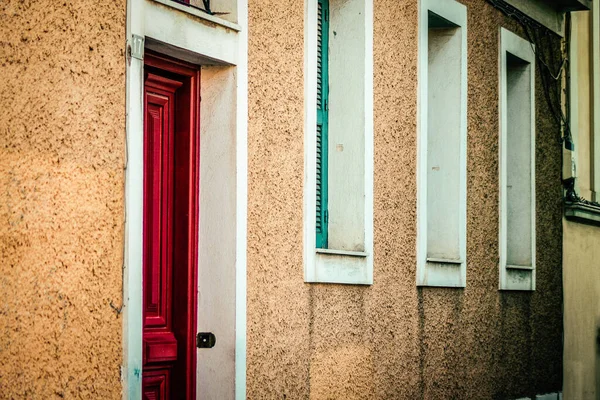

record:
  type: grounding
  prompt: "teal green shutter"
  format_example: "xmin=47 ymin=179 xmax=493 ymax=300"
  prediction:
xmin=316 ymin=0 xmax=329 ymax=248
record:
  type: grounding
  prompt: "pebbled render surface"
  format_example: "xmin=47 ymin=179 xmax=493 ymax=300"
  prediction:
xmin=0 ymin=0 xmax=563 ymax=397
xmin=246 ymin=0 xmax=563 ymax=398
xmin=0 ymin=0 xmax=126 ymax=398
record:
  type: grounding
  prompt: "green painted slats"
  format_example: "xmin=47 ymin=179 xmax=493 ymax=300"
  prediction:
xmin=316 ymin=0 xmax=329 ymax=249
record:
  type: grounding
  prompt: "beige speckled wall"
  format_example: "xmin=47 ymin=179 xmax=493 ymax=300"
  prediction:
xmin=0 ymin=1 xmax=125 ymax=398
xmin=563 ymin=221 xmax=600 ymax=400
xmin=247 ymin=0 xmax=563 ymax=398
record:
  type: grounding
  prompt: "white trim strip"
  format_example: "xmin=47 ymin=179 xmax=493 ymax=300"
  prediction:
xmin=123 ymin=0 xmax=145 ymax=398
xmin=235 ymin=0 xmax=248 ymax=397
xmin=364 ymin=0 xmax=375 ymax=286
xmin=303 ymin=0 xmax=318 ymax=282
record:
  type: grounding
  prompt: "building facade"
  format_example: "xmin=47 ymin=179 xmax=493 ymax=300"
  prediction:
xmin=563 ymin=2 xmax=600 ymax=399
xmin=0 ymin=0 xmax=590 ymax=398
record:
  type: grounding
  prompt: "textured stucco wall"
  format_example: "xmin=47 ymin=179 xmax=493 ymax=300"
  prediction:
xmin=0 ymin=1 xmax=126 ymax=398
xmin=247 ymin=0 xmax=563 ymax=398
xmin=563 ymin=221 xmax=600 ymax=400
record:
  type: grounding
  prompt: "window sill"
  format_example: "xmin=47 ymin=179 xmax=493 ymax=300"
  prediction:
xmin=565 ymin=200 xmax=600 ymax=226
xmin=426 ymin=257 xmax=463 ymax=265
xmin=305 ymin=248 xmax=372 ymax=285
xmin=150 ymin=0 xmax=242 ymax=32
xmin=316 ymin=249 xmax=368 ymax=257
xmin=506 ymin=264 xmax=534 ymax=270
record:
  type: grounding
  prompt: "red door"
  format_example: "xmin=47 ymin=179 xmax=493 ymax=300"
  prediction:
xmin=142 ymin=53 xmax=200 ymax=400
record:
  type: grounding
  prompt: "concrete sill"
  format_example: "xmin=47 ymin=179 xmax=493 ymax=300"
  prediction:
xmin=565 ymin=201 xmax=600 ymax=226
xmin=316 ymin=249 xmax=368 ymax=257
xmin=151 ymin=0 xmax=242 ymax=32
xmin=506 ymin=264 xmax=534 ymax=270
xmin=426 ymin=257 xmax=463 ymax=265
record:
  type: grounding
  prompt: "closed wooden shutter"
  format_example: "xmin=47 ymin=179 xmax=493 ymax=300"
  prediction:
xmin=316 ymin=0 xmax=329 ymax=248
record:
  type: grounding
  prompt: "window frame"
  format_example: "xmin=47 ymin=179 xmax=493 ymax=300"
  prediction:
xmin=498 ymin=27 xmax=536 ymax=291
xmin=303 ymin=0 xmax=374 ymax=284
xmin=416 ymin=0 xmax=468 ymax=288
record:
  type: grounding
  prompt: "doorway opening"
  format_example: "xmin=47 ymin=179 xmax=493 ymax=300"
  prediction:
xmin=142 ymin=52 xmax=200 ymax=400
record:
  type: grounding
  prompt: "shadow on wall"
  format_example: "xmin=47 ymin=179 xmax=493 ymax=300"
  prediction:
xmin=498 ymin=293 xmax=533 ymax=399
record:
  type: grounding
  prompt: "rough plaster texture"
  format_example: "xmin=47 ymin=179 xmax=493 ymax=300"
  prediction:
xmin=563 ymin=220 xmax=600 ymax=400
xmin=247 ymin=0 xmax=563 ymax=398
xmin=0 ymin=1 xmax=125 ymax=398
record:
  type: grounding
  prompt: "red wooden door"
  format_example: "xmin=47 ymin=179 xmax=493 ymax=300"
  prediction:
xmin=142 ymin=53 xmax=200 ymax=400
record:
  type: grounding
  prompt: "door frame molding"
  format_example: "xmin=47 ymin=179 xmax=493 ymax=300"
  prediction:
xmin=124 ymin=1 xmax=248 ymax=399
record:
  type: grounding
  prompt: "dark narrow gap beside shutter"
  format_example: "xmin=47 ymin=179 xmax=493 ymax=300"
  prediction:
xmin=316 ymin=0 xmax=329 ymax=249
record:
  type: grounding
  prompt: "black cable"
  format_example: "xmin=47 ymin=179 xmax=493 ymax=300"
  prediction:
xmin=486 ymin=0 xmax=573 ymax=147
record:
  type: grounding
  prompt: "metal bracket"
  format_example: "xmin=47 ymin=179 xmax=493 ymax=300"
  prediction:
xmin=131 ymin=34 xmax=144 ymax=60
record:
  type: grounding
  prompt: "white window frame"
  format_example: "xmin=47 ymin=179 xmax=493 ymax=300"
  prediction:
xmin=123 ymin=0 xmax=248 ymax=398
xmin=303 ymin=0 xmax=374 ymax=284
xmin=498 ymin=27 xmax=536 ymax=291
xmin=416 ymin=0 xmax=468 ymax=287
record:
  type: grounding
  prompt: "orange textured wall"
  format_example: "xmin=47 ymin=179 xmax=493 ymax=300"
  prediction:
xmin=246 ymin=0 xmax=563 ymax=398
xmin=0 ymin=0 xmax=125 ymax=398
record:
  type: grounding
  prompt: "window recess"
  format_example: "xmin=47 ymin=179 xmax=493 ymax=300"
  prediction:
xmin=498 ymin=28 xmax=536 ymax=291
xmin=190 ymin=0 xmax=238 ymax=23
xmin=304 ymin=0 xmax=373 ymax=284
xmin=417 ymin=0 xmax=468 ymax=287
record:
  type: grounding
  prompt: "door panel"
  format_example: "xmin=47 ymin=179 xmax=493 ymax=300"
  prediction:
xmin=143 ymin=53 xmax=200 ymax=400
xmin=143 ymin=369 xmax=170 ymax=400
xmin=144 ymin=91 xmax=175 ymax=332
